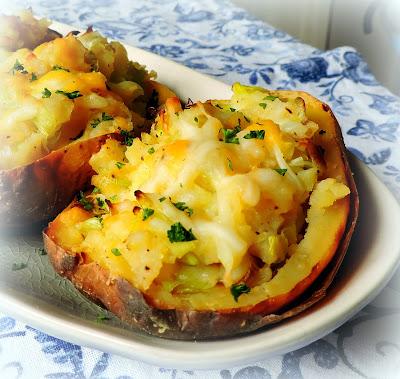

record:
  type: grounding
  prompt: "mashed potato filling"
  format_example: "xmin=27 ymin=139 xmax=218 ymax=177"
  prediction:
xmin=50 ymin=83 xmax=350 ymax=310
xmin=0 ymin=13 xmax=155 ymax=170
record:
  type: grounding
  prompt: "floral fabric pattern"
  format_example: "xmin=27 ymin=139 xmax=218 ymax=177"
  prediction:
xmin=0 ymin=0 xmax=399 ymax=378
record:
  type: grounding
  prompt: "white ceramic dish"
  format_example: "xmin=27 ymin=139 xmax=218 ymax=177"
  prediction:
xmin=0 ymin=22 xmax=400 ymax=370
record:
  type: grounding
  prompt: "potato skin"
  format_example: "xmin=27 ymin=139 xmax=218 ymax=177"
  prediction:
xmin=0 ymin=135 xmax=113 ymax=230
xmin=43 ymin=93 xmax=359 ymax=340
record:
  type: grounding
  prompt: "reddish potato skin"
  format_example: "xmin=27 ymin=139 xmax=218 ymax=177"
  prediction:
xmin=43 ymin=93 xmax=359 ymax=340
xmin=0 ymin=135 xmax=113 ymax=229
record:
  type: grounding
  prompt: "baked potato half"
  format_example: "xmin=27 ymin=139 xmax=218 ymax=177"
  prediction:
xmin=44 ymin=83 xmax=358 ymax=339
xmin=0 ymin=13 xmax=175 ymax=228
xmin=0 ymin=10 xmax=61 ymax=52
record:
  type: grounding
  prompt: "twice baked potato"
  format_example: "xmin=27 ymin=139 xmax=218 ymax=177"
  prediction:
xmin=0 ymin=10 xmax=61 ymax=52
xmin=0 ymin=12 xmax=175 ymax=228
xmin=44 ymin=83 xmax=358 ymax=339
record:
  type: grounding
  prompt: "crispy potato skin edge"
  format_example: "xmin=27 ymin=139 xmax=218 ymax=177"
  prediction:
xmin=0 ymin=134 xmax=113 ymax=229
xmin=43 ymin=94 xmax=359 ymax=340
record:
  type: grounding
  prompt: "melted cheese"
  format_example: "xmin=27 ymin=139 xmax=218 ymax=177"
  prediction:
xmin=0 ymin=24 xmax=153 ymax=170
xmin=83 ymin=84 xmax=350 ymax=292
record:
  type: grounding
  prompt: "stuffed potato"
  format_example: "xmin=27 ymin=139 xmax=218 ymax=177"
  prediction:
xmin=0 ymin=12 xmax=175 ymax=228
xmin=44 ymin=83 xmax=358 ymax=339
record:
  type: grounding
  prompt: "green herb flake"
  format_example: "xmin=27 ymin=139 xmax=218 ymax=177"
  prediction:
xmin=259 ymin=102 xmax=267 ymax=109
xmin=42 ymin=88 xmax=51 ymax=98
xmin=12 ymin=262 xmax=27 ymax=271
xmin=90 ymin=118 xmax=100 ymax=128
xmin=243 ymin=115 xmax=251 ymax=123
xmin=142 ymin=208 xmax=155 ymax=221
xmin=111 ymin=247 xmax=122 ymax=256
xmin=215 ymin=104 xmax=223 ymax=109
xmin=173 ymin=201 xmax=193 ymax=216
xmin=101 ymin=112 xmax=114 ymax=121
xmin=91 ymin=113 xmax=113 ymax=128
xmin=77 ymin=191 xmax=93 ymax=211
xmin=30 ymin=73 xmax=38 ymax=81
xmin=115 ymin=161 xmax=125 ymax=169
xmin=274 ymin=168 xmax=288 ymax=176
xmin=167 ymin=222 xmax=196 ymax=243
xmin=52 ymin=65 xmax=70 ymax=72
xmin=194 ymin=116 xmax=198 ymax=123
xmin=229 ymin=107 xmax=236 ymax=112
xmin=159 ymin=196 xmax=166 ymax=202
xmin=230 ymin=283 xmax=251 ymax=302
xmin=55 ymin=90 xmax=82 ymax=99
xmin=243 ymin=130 xmax=265 ymax=140
xmin=92 ymin=187 xmax=101 ymax=194
xmin=96 ymin=197 xmax=106 ymax=209
xmin=221 ymin=126 xmax=241 ymax=144
xmin=120 ymin=130 xmax=134 ymax=146
xmin=12 ymin=59 xmax=27 ymax=74
xmin=37 ymin=248 xmax=47 ymax=256
xmin=96 ymin=314 xmax=111 ymax=323
xmin=227 ymin=158 xmax=233 ymax=171
xmin=263 ymin=95 xmax=278 ymax=101
xmin=148 ymin=147 xmax=155 ymax=154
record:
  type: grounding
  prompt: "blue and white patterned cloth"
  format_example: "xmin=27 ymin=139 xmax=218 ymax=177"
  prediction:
xmin=1 ymin=0 xmax=400 ymax=378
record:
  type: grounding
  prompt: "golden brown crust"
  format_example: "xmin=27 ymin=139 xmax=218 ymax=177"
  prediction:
xmin=0 ymin=134 xmax=114 ymax=230
xmin=43 ymin=92 xmax=359 ymax=340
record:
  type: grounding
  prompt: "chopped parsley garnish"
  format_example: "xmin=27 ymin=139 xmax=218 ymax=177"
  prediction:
xmin=90 ymin=119 xmax=101 ymax=128
xmin=30 ymin=73 xmax=38 ymax=81
xmin=243 ymin=115 xmax=251 ymax=123
xmin=12 ymin=60 xmax=27 ymax=74
xmin=42 ymin=88 xmax=51 ymax=98
xmin=120 ymin=130 xmax=134 ymax=146
xmin=142 ymin=208 xmax=155 ymax=221
xmin=221 ymin=126 xmax=241 ymax=144
xmin=37 ymin=248 xmax=47 ymax=256
xmin=230 ymin=283 xmax=251 ymax=302
xmin=274 ymin=168 xmax=288 ymax=176
xmin=77 ymin=191 xmax=93 ymax=211
xmin=92 ymin=187 xmax=101 ymax=194
xmin=259 ymin=102 xmax=267 ymax=109
xmin=227 ymin=158 xmax=233 ymax=170
xmin=55 ymin=90 xmax=82 ymax=99
xmin=91 ymin=113 xmax=114 ymax=128
xmin=111 ymin=248 xmax=122 ymax=256
xmin=96 ymin=314 xmax=111 ymax=323
xmin=159 ymin=196 xmax=166 ymax=202
xmin=167 ymin=222 xmax=196 ymax=243
xmin=229 ymin=107 xmax=236 ymax=112
xmin=173 ymin=201 xmax=193 ymax=216
xmin=52 ymin=65 xmax=70 ymax=72
xmin=263 ymin=95 xmax=278 ymax=101
xmin=215 ymin=104 xmax=223 ymax=109
xmin=95 ymin=215 xmax=104 ymax=225
xmin=243 ymin=130 xmax=265 ymax=140
xmin=148 ymin=147 xmax=155 ymax=154
xmin=12 ymin=262 xmax=27 ymax=271
xmin=101 ymin=112 xmax=114 ymax=121
xmin=115 ymin=161 xmax=125 ymax=169
xmin=194 ymin=116 xmax=198 ymax=123
xmin=96 ymin=197 xmax=106 ymax=209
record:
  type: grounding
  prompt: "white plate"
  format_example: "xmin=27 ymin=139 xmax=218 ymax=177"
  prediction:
xmin=1 ymin=22 xmax=400 ymax=370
